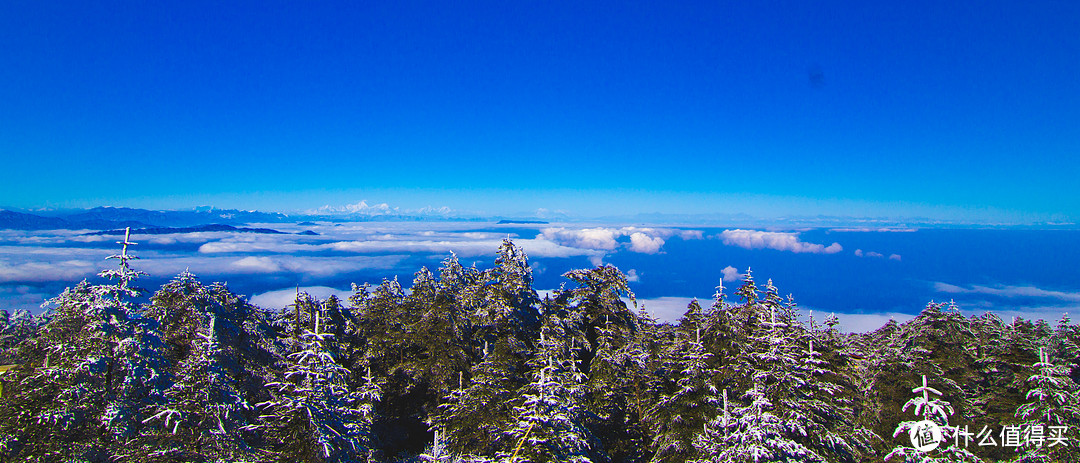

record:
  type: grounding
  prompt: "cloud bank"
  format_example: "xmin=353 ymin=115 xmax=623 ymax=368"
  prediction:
xmin=251 ymin=286 xmax=355 ymax=310
xmin=934 ymin=282 xmax=1080 ymax=302
xmin=718 ymin=229 xmax=842 ymax=254
xmin=537 ymin=226 xmax=700 ymax=255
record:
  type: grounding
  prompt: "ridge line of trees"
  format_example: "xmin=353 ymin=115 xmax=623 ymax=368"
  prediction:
xmin=0 ymin=238 xmax=1076 ymax=462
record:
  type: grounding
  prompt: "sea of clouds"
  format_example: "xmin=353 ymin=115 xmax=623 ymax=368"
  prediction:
xmin=2 ymin=223 xmax=1077 ymax=333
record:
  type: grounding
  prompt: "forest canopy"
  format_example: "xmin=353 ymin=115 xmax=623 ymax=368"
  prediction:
xmin=0 ymin=236 xmax=1076 ymax=463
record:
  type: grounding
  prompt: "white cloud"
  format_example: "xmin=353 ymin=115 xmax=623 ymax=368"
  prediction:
xmin=537 ymin=226 xmax=697 ymax=255
xmin=855 ymin=249 xmax=885 ymax=258
xmin=718 ymin=229 xmax=843 ymax=254
xmin=529 ymin=261 xmax=546 ymax=275
xmin=324 ymin=238 xmax=600 ymax=260
xmin=721 ymin=266 xmax=745 ymax=283
xmin=934 ymin=282 xmax=1080 ymax=302
xmin=678 ymin=230 xmax=705 ymax=240
xmin=588 ymin=255 xmax=604 ymax=267
xmin=231 ymin=256 xmax=283 ymax=273
xmin=130 ymin=254 xmax=407 ymax=280
xmin=623 ymin=296 xmax=699 ymax=323
xmin=250 ymin=286 xmax=355 ymax=310
xmin=628 ymin=233 xmax=665 ymax=254
xmin=540 ymin=227 xmax=620 ymax=250
xmin=198 ymin=236 xmax=322 ymax=254
xmin=0 ymin=259 xmax=99 ymax=283
xmin=626 ymin=269 xmax=640 ymax=283
xmin=829 ymin=311 xmax=916 ymax=333
xmin=889 ymin=254 xmax=902 ymax=261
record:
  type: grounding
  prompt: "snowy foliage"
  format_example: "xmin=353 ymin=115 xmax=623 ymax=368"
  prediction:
xmin=1012 ymin=347 xmax=1080 ymax=462
xmin=646 ymin=301 xmax=719 ymax=463
xmin=694 ymin=382 xmax=826 ymax=463
xmin=885 ymin=375 xmax=983 ymax=463
xmin=501 ymin=312 xmax=596 ymax=463
xmin=253 ymin=311 xmax=377 ymax=462
xmin=3 ymin=237 xmax=1080 ymax=462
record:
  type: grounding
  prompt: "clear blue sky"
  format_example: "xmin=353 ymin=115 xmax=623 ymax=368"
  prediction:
xmin=2 ymin=1 xmax=1078 ymax=222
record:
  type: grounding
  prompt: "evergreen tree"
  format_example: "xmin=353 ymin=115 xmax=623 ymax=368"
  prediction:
xmin=432 ymin=340 xmax=522 ymax=458
xmin=1013 ymin=347 xmax=1080 ymax=462
xmin=885 ymin=375 xmax=982 ymax=462
xmin=0 ymin=228 xmax=169 ymax=461
xmin=554 ymin=265 xmax=640 ymax=460
xmin=693 ymin=380 xmax=824 ymax=463
xmin=139 ymin=271 xmax=283 ymax=459
xmin=735 ymin=268 xmax=757 ymax=306
xmin=695 ymin=297 xmax=829 ymax=463
xmin=0 ymin=308 xmax=39 ymax=364
xmin=1050 ymin=314 xmax=1080 ymax=384
xmin=646 ymin=301 xmax=719 ymax=463
xmin=252 ymin=312 xmax=377 ymax=462
xmin=502 ymin=310 xmax=597 ymax=463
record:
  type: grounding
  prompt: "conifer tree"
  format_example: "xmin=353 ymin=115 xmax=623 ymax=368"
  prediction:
xmin=735 ymin=268 xmax=757 ymax=306
xmin=694 ymin=295 xmax=828 ymax=462
xmin=0 ymin=308 xmax=39 ymax=363
xmin=693 ymin=379 xmax=824 ymax=463
xmin=0 ymin=228 xmax=169 ymax=461
xmin=432 ymin=340 xmax=522 ymax=458
xmin=784 ymin=331 xmax=877 ymax=462
xmin=138 ymin=271 xmax=280 ymax=461
xmin=1050 ymin=314 xmax=1080 ymax=383
xmin=252 ymin=311 xmax=377 ymax=462
xmin=502 ymin=310 xmax=597 ymax=463
xmin=885 ymin=375 xmax=982 ymax=462
xmin=1013 ymin=347 xmax=1080 ymax=462
xmin=646 ymin=300 xmax=720 ymax=463
xmin=141 ymin=308 xmax=258 ymax=461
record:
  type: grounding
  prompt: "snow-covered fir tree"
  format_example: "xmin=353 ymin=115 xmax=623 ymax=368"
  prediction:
xmin=693 ymin=379 xmax=824 ymax=463
xmin=0 ymin=308 xmax=40 ymax=363
xmin=1013 ymin=347 xmax=1080 ymax=462
xmin=502 ymin=309 xmax=597 ymax=463
xmin=1049 ymin=314 xmax=1080 ymax=383
xmin=693 ymin=295 xmax=828 ymax=463
xmin=139 ymin=272 xmax=264 ymax=460
xmin=885 ymin=375 xmax=982 ymax=462
xmin=783 ymin=330 xmax=877 ymax=462
xmin=734 ymin=268 xmax=757 ymax=306
xmin=252 ymin=310 xmax=377 ymax=462
xmin=0 ymin=228 xmax=170 ymax=461
xmin=432 ymin=336 xmax=527 ymax=458
xmin=646 ymin=300 xmax=720 ymax=463
xmin=554 ymin=265 xmax=642 ymax=460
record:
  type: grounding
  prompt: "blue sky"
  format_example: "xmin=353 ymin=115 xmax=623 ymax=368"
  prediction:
xmin=2 ymin=1 xmax=1078 ymax=222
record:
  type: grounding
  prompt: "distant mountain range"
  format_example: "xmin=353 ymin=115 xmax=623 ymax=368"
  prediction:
xmin=0 ymin=206 xmax=501 ymax=231
xmin=4 ymin=205 xmax=1073 ymax=231
xmin=86 ymin=224 xmax=295 ymax=236
xmin=0 ymin=207 xmax=291 ymax=231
